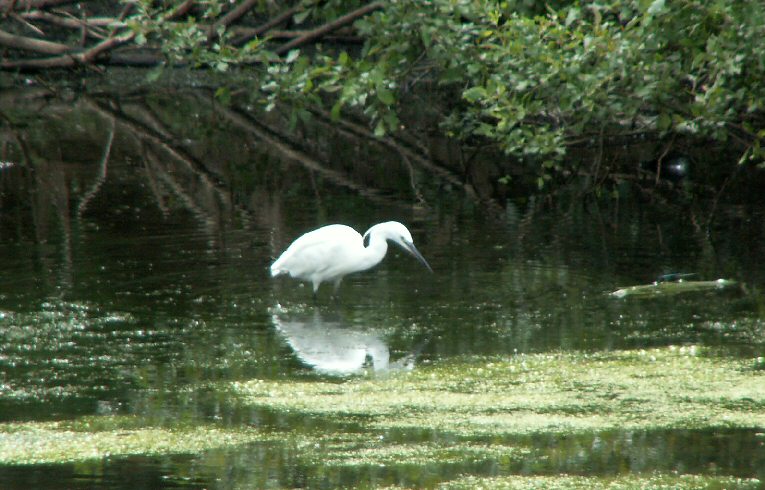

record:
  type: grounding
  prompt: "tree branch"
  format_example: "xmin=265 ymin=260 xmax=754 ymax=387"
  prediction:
xmin=8 ymin=11 xmax=46 ymax=36
xmin=1 ymin=30 xmax=134 ymax=69
xmin=0 ymin=27 xmax=70 ymax=53
xmin=1 ymin=0 xmax=74 ymax=11
xmin=164 ymin=0 xmax=195 ymax=21
xmin=207 ymin=0 xmax=258 ymax=42
xmin=232 ymin=3 xmax=301 ymax=45
xmin=0 ymin=1 xmax=382 ymax=70
xmin=274 ymin=1 xmax=383 ymax=55
xmin=20 ymin=9 xmax=119 ymax=35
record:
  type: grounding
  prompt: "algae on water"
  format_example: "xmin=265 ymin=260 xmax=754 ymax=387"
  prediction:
xmin=1 ymin=346 xmax=763 ymax=490
xmin=437 ymin=474 xmax=762 ymax=490
xmin=232 ymin=346 xmax=765 ymax=436
xmin=0 ymin=416 xmax=268 ymax=465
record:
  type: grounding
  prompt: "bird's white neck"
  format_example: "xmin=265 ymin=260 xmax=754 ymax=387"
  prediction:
xmin=359 ymin=232 xmax=389 ymax=271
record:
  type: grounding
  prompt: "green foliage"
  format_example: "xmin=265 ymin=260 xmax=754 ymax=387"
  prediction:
xmin=125 ymin=0 xmax=266 ymax=71
xmin=129 ymin=0 xmax=765 ymax=179
xmin=254 ymin=0 xmax=765 ymax=178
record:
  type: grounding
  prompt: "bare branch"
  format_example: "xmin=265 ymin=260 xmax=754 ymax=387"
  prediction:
xmin=1 ymin=0 xmax=75 ymax=11
xmin=1 ymin=30 xmax=134 ymax=69
xmin=21 ymin=10 xmax=118 ymax=36
xmin=0 ymin=0 xmax=380 ymax=70
xmin=0 ymin=27 xmax=70 ymax=53
xmin=164 ymin=0 xmax=195 ymax=21
xmin=274 ymin=1 xmax=383 ymax=55
xmin=8 ymin=11 xmax=46 ymax=36
xmin=207 ymin=0 xmax=258 ymax=42
xmin=233 ymin=3 xmax=302 ymax=45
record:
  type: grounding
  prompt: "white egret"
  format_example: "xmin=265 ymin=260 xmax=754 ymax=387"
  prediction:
xmin=270 ymin=221 xmax=432 ymax=296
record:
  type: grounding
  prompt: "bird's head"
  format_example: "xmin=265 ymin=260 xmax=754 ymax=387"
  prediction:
xmin=364 ymin=221 xmax=433 ymax=273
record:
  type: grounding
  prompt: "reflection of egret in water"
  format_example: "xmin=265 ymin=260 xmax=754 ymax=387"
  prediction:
xmin=272 ymin=310 xmax=417 ymax=376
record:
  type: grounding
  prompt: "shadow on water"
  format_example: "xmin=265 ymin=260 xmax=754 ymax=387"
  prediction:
xmin=0 ymin=84 xmax=764 ymax=488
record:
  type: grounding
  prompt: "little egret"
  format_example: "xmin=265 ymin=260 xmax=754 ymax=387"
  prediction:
xmin=270 ymin=221 xmax=432 ymax=296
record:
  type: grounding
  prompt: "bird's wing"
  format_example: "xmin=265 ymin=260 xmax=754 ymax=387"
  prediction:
xmin=270 ymin=225 xmax=362 ymax=278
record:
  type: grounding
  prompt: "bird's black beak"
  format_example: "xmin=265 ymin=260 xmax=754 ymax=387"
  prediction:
xmin=402 ymin=241 xmax=433 ymax=273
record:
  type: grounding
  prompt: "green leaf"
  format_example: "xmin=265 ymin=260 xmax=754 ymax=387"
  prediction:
xmin=215 ymin=87 xmax=231 ymax=106
xmin=376 ymin=85 xmax=395 ymax=105
xmin=462 ymin=86 xmax=487 ymax=102
xmin=657 ymin=112 xmax=672 ymax=131
xmin=330 ymin=101 xmax=343 ymax=121
xmin=293 ymin=8 xmax=312 ymax=25
xmin=383 ymin=111 xmax=399 ymax=130
xmin=297 ymin=108 xmax=311 ymax=124
xmin=145 ymin=64 xmax=164 ymax=82
xmin=285 ymin=49 xmax=300 ymax=63
xmin=369 ymin=69 xmax=384 ymax=86
xmin=421 ymin=29 xmax=431 ymax=48
xmin=647 ymin=0 xmax=666 ymax=16
xmin=564 ymin=7 xmax=580 ymax=27
xmin=439 ymin=67 xmax=464 ymax=84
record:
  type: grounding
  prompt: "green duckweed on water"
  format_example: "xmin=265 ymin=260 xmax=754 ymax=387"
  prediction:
xmin=310 ymin=440 xmax=535 ymax=467
xmin=231 ymin=345 xmax=765 ymax=436
xmin=1 ymin=345 xmax=763 ymax=490
xmin=0 ymin=416 xmax=268 ymax=465
xmin=435 ymin=474 xmax=762 ymax=489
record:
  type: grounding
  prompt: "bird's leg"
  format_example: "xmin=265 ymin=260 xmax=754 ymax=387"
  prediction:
xmin=331 ymin=279 xmax=343 ymax=303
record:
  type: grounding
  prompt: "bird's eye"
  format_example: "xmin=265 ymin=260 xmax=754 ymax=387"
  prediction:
xmin=363 ymin=233 xmax=371 ymax=247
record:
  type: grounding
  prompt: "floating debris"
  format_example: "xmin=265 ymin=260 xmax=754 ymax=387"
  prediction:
xmin=610 ymin=278 xmax=738 ymax=299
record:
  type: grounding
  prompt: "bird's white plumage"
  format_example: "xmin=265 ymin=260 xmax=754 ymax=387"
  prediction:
xmin=270 ymin=221 xmax=431 ymax=294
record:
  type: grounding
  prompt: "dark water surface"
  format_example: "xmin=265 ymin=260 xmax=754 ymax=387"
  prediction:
xmin=0 ymin=87 xmax=764 ymax=488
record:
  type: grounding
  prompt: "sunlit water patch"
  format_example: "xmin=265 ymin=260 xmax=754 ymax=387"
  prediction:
xmin=0 ymin=301 xmax=177 ymax=420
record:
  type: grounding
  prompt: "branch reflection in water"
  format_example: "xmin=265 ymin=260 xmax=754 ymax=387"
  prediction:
xmin=271 ymin=307 xmax=418 ymax=376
